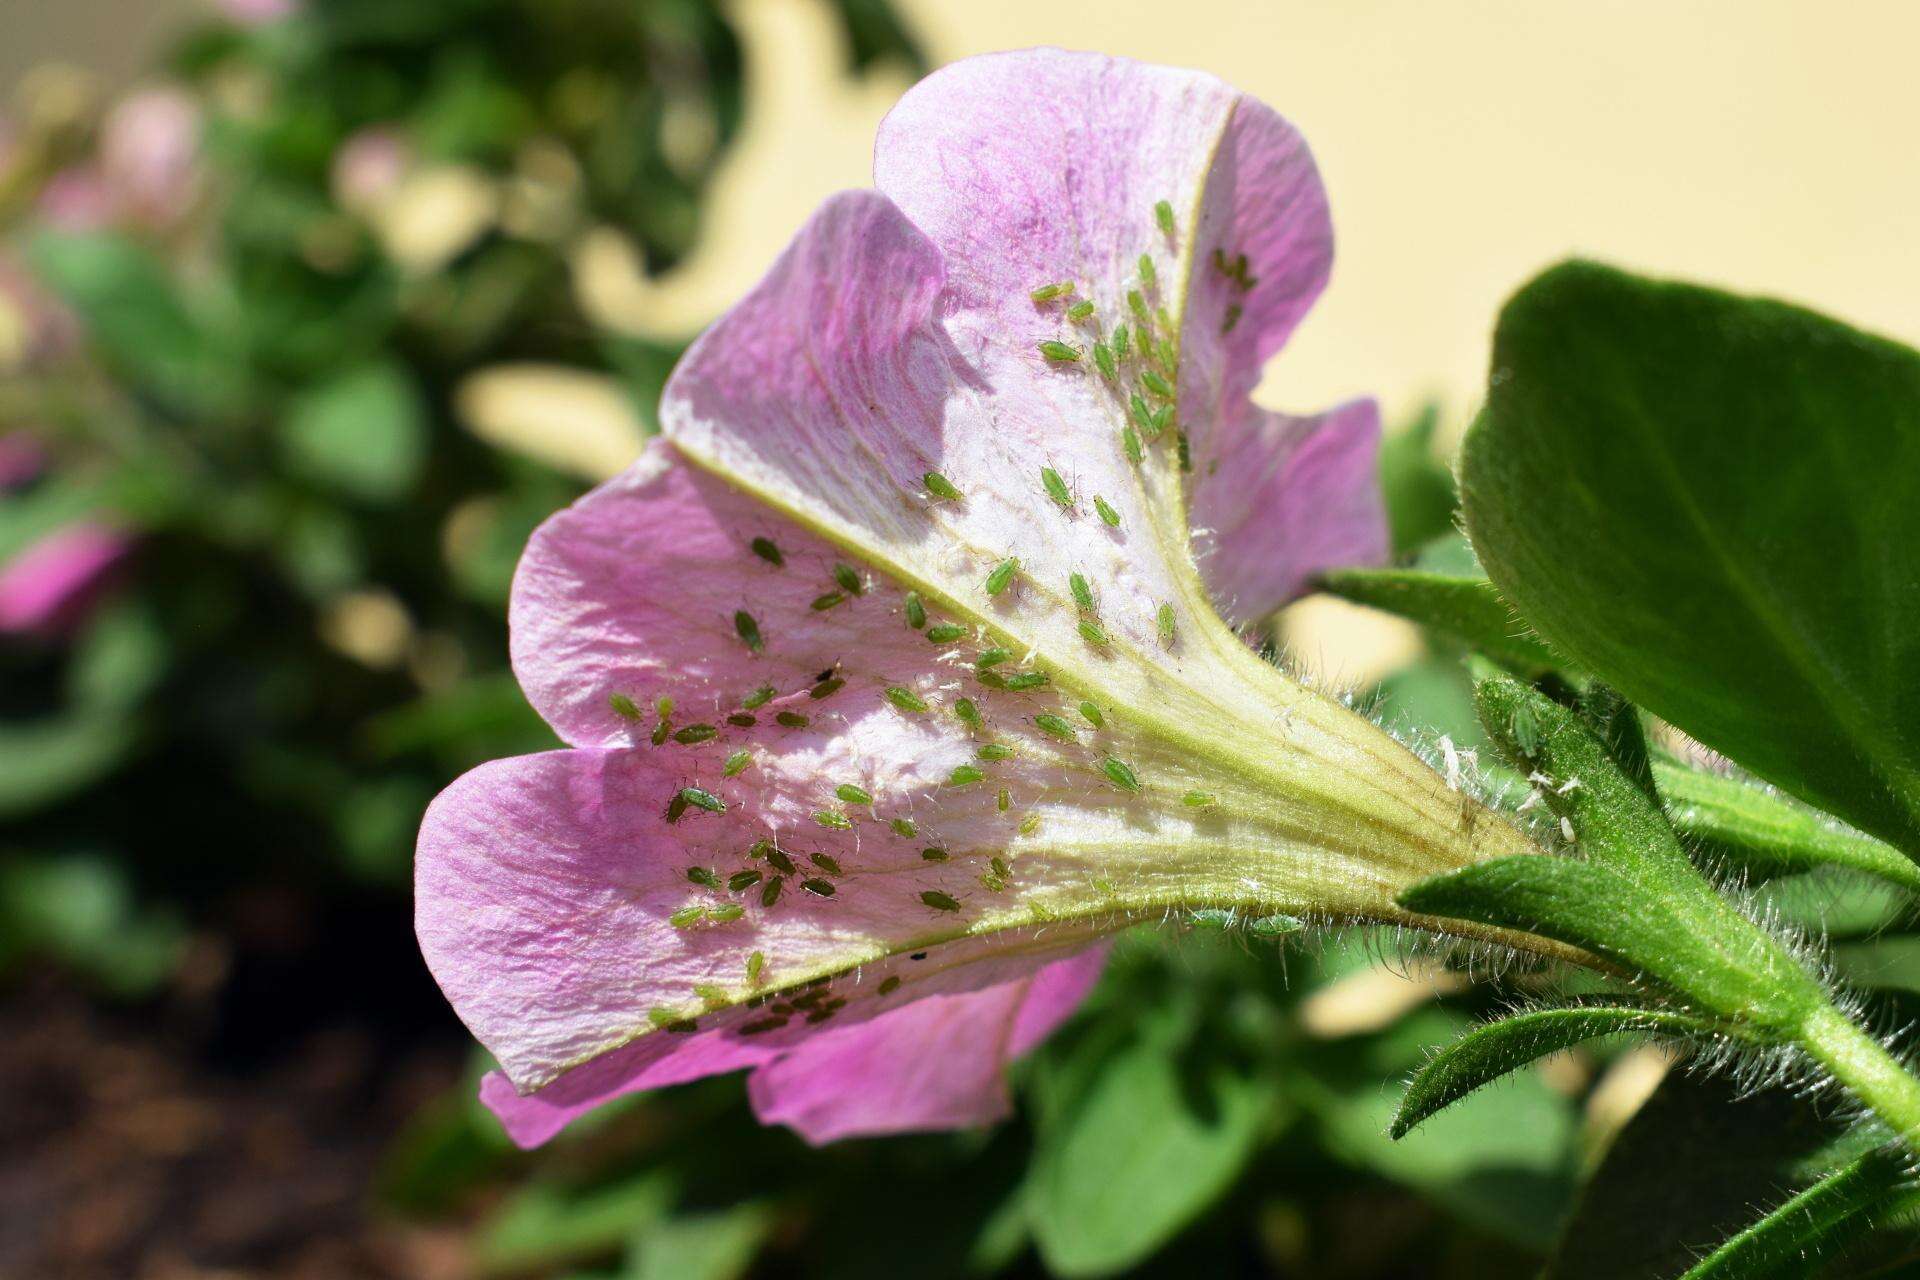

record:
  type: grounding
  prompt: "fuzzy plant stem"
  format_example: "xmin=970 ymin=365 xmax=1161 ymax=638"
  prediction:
xmin=1798 ymin=1003 xmax=1920 ymax=1153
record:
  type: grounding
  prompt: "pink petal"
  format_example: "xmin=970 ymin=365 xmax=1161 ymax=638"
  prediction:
xmin=1191 ymin=399 xmax=1387 ymax=625
xmin=0 ymin=521 xmax=131 ymax=634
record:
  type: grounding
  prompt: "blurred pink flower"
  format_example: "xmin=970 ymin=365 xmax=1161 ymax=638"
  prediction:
xmin=36 ymin=87 xmax=201 ymax=233
xmin=330 ymin=126 xmax=411 ymax=215
xmin=417 ymin=49 xmax=1410 ymax=1149
xmin=0 ymin=253 xmax=78 ymax=368
xmin=0 ymin=520 xmax=132 ymax=635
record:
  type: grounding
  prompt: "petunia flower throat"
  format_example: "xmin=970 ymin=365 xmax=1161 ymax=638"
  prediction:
xmin=416 ymin=49 xmax=1547 ymax=1147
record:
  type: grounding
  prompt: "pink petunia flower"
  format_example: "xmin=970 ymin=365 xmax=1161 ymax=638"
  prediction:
xmin=0 ymin=520 xmax=131 ymax=635
xmin=416 ymin=49 xmax=1537 ymax=1148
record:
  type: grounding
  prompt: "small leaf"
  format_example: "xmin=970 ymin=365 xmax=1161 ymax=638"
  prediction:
xmin=278 ymin=360 xmax=427 ymax=503
xmin=1377 ymin=403 xmax=1459 ymax=555
xmin=1391 ymin=997 xmax=1730 ymax=1137
xmin=1463 ymin=261 xmax=1920 ymax=853
xmin=1319 ymin=568 xmax=1561 ymax=673
xmin=1676 ymin=1149 xmax=1915 ymax=1280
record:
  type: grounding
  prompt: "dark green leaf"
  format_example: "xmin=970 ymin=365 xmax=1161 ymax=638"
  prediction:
xmin=1391 ymin=998 xmax=1729 ymax=1138
xmin=277 ymin=360 xmax=426 ymax=502
xmin=1677 ymin=1148 xmax=1915 ymax=1279
xmin=1319 ymin=568 xmax=1559 ymax=672
xmin=1463 ymin=260 xmax=1920 ymax=853
xmin=1377 ymin=403 xmax=1459 ymax=555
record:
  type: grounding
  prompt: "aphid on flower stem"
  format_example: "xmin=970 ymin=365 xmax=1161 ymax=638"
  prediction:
xmin=680 ymin=786 xmax=726 ymax=813
xmin=923 ymin=471 xmax=963 ymax=501
xmin=1079 ymin=701 xmax=1105 ymax=728
xmin=922 ymin=847 xmax=949 ymax=862
xmin=946 ymin=764 xmax=985 ymax=787
xmin=1005 ymin=671 xmax=1050 ymax=691
xmin=1102 ymin=757 xmax=1142 ymax=793
xmin=1157 ymin=603 xmax=1176 ymax=645
xmin=733 ymin=611 xmax=763 ymax=652
xmin=765 ymin=847 xmax=797 ymax=875
xmin=1038 ymin=340 xmax=1082 ymax=362
xmin=890 ymin=817 xmax=917 ymax=837
xmin=1183 ymin=791 xmax=1218 ymax=808
xmin=1094 ymin=495 xmax=1121 ymax=528
xmin=1069 ymin=572 xmax=1095 ymax=613
xmin=904 ymin=591 xmax=926 ymax=629
xmin=669 ymin=906 xmax=706 ymax=928
xmin=1154 ymin=199 xmax=1175 ymax=237
xmin=1510 ymin=703 xmax=1541 ymax=757
xmin=886 ymin=685 xmax=929 ymax=713
xmin=1093 ymin=342 xmax=1116 ymax=380
xmin=921 ymin=890 xmax=962 ymax=912
xmin=1067 ymin=300 xmax=1095 ymax=322
xmin=742 ymin=685 xmax=775 ymax=710
xmin=708 ymin=904 xmax=745 ymax=923
xmin=749 ymin=537 xmax=783 ymax=567
xmin=811 ymin=591 xmax=846 ymax=611
xmin=728 ymin=870 xmax=762 ymax=891
xmin=815 ymin=810 xmax=853 ymax=830
xmin=609 ymin=692 xmax=642 ymax=720
xmin=1077 ymin=620 xmax=1109 ymax=647
xmin=673 ymin=723 xmax=718 ymax=744
xmin=978 ymin=743 xmax=1015 ymax=760
xmin=1029 ymin=281 xmax=1074 ymax=302
xmin=1042 ymin=467 xmax=1073 ymax=508
xmin=1121 ymin=425 xmax=1143 ymax=465
xmin=762 ymin=877 xmax=785 ymax=907
xmin=954 ymin=697 xmax=983 ymax=727
xmin=1034 ymin=714 xmax=1076 ymax=742
xmin=776 ymin=711 xmax=810 ymax=728
xmin=836 ymin=783 xmax=873 ymax=806
xmin=985 ymin=558 xmax=1020 ymax=596
xmin=687 ymin=866 xmax=720 ymax=888
xmin=801 ymin=878 xmax=837 ymax=897
xmin=926 ymin=623 xmax=968 ymax=643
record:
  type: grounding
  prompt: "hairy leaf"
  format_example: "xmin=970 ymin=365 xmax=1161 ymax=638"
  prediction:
xmin=1319 ymin=568 xmax=1560 ymax=672
xmin=1677 ymin=1148 xmax=1915 ymax=1279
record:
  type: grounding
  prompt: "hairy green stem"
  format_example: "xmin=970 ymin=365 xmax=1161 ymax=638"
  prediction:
xmin=1799 ymin=1003 xmax=1920 ymax=1152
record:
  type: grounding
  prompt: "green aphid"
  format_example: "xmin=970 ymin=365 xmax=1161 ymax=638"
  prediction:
xmin=1102 ymin=757 xmax=1142 ymax=793
xmin=946 ymin=764 xmax=985 ymax=787
xmin=811 ymin=591 xmax=846 ymax=611
xmin=980 ymin=872 xmax=1006 ymax=893
xmin=1069 ymin=572 xmax=1095 ymax=613
xmin=836 ymin=783 xmax=873 ymax=806
xmin=833 ymin=562 xmax=864 ymax=595
xmin=1189 ymin=908 xmax=1234 ymax=931
xmin=747 ymin=839 xmax=774 ymax=861
xmin=1093 ymin=342 xmax=1116 ymax=380
xmin=1222 ymin=304 xmax=1242 ymax=335
xmin=694 ymin=983 xmax=727 ymax=1004
xmin=750 ymin=536 xmax=783 ymax=567
xmin=1079 ymin=701 xmax=1105 ymax=728
xmin=976 ymin=671 xmax=1009 ymax=690
xmin=978 ymin=743 xmax=1015 ymax=761
xmin=708 ymin=904 xmax=745 ymax=923
xmin=922 ymin=847 xmax=949 ymax=862
xmin=1121 ymin=425 xmax=1143 ymax=465
xmin=801 ymin=878 xmax=836 ymax=897
xmin=815 ymin=810 xmax=854 ymax=830
xmin=1005 ymin=671 xmax=1049 ymax=691
xmin=762 ymin=876 xmax=785 ymax=907
xmin=727 ymin=713 xmax=756 ymax=728
xmin=954 ymin=698 xmax=983 ymax=727
xmin=1177 ymin=430 xmax=1192 ymax=473
xmin=1138 ymin=254 xmax=1156 ymax=287
xmin=1130 ymin=392 xmax=1155 ymax=434
xmin=1182 ymin=790 xmax=1218 ymax=808
xmin=721 ymin=749 xmax=749 ymax=778
xmin=680 ymin=786 xmax=726 ymax=813
xmin=1141 ymin=369 xmax=1173 ymax=399
xmin=746 ymin=951 xmax=766 ymax=983
xmin=1128 ymin=290 xmax=1151 ymax=325
xmin=1154 ymin=199 xmax=1175 ymax=236
xmin=776 ymin=711 xmax=811 ymax=728
xmin=1156 ymin=307 xmax=1176 ymax=337
xmin=985 ymin=558 xmax=1020 ymax=596
xmin=926 ymin=623 xmax=968 ymax=643
xmin=922 ymin=889 xmax=962 ymax=912
xmin=687 ymin=866 xmax=720 ymax=888
xmin=924 ymin=471 xmax=963 ymax=501
xmin=1019 ymin=813 xmax=1041 ymax=835
xmin=1029 ymin=281 xmax=1075 ymax=302
xmin=904 ymin=591 xmax=926 ymax=629
xmin=977 ymin=648 xmax=1013 ymax=669
xmin=743 ymin=685 xmax=775 ymax=710
xmin=728 ymin=869 xmax=762 ymax=891
xmin=766 ymin=847 xmax=797 ymax=875
xmin=809 ymin=676 xmax=845 ymax=700
xmin=1510 ymin=703 xmax=1541 ymax=757
xmin=1034 ymin=713 xmax=1076 ymax=742
xmin=1149 ymin=404 xmax=1174 ymax=436
xmin=665 ymin=793 xmax=689 ymax=823
xmin=1067 ymin=299 xmax=1095 ymax=322
xmin=1038 ymin=340 xmax=1082 ymax=362
xmin=1112 ymin=323 xmax=1131 ymax=359
xmin=886 ymin=685 xmax=929 ymax=713
xmin=878 ymin=976 xmax=902 ymax=996
xmin=1094 ymin=495 xmax=1121 ymax=528
xmin=649 ymin=1007 xmax=687 ymax=1028
xmin=891 ymin=817 xmax=918 ymax=837
xmin=609 ymin=692 xmax=642 ymax=721
xmin=734 ymin=610 xmax=763 ymax=652
xmin=997 ymin=787 xmax=1010 ymax=813
xmin=673 ymin=723 xmax=718 ymax=744
xmin=1248 ymin=915 xmax=1302 ymax=940
xmin=1157 ymin=603 xmax=1176 ymax=645
xmin=651 ymin=720 xmax=671 ymax=747
xmin=990 ymin=856 xmax=1011 ymax=878
xmin=1042 ymin=466 xmax=1073 ymax=508
xmin=669 ymin=906 xmax=706 ymax=928
xmin=812 ymin=852 xmax=843 ymax=876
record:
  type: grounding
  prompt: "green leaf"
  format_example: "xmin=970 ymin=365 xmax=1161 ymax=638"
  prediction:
xmin=1319 ymin=567 xmax=1559 ymax=672
xmin=277 ymin=360 xmax=426 ymax=502
xmin=1027 ymin=1029 xmax=1276 ymax=1276
xmin=1391 ymin=997 xmax=1729 ymax=1138
xmin=1462 ymin=260 xmax=1920 ymax=853
xmin=1377 ymin=403 xmax=1459 ymax=556
xmin=1654 ymin=759 xmax=1920 ymax=895
xmin=1676 ymin=1148 xmax=1915 ymax=1279
xmin=479 ymin=1172 xmax=676 ymax=1275
xmin=623 ymin=1204 xmax=774 ymax=1280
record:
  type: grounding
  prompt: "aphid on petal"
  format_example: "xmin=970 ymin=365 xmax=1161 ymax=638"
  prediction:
xmin=609 ymin=692 xmax=642 ymax=721
xmin=1038 ymin=340 xmax=1081 ymax=362
xmin=923 ymin=470 xmax=963 ymax=501
xmin=1154 ymin=198 xmax=1175 ymax=237
xmin=1093 ymin=495 xmax=1121 ymax=528
xmin=985 ymin=558 xmax=1020 ymax=596
xmin=749 ymin=536 xmax=783 ymax=567
xmin=890 ymin=817 xmax=917 ymax=837
xmin=1042 ymin=467 xmax=1073 ymax=509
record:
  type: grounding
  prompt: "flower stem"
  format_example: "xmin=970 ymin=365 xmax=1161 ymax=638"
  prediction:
xmin=1799 ymin=1002 xmax=1920 ymax=1152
